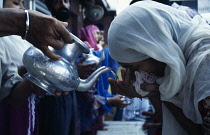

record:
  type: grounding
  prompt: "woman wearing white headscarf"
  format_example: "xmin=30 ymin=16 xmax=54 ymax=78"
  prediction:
xmin=108 ymin=1 xmax=210 ymax=135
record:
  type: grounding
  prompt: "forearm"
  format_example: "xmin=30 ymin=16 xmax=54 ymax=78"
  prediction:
xmin=164 ymin=101 xmax=202 ymax=135
xmin=0 ymin=8 xmax=25 ymax=37
xmin=5 ymin=79 xmax=33 ymax=105
xmin=148 ymin=93 xmax=162 ymax=122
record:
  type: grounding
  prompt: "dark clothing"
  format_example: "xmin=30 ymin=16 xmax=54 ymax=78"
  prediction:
xmin=38 ymin=91 xmax=77 ymax=135
xmin=0 ymin=97 xmax=39 ymax=135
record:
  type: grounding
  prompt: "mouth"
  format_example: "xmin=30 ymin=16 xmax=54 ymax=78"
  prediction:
xmin=58 ymin=8 xmax=68 ymax=13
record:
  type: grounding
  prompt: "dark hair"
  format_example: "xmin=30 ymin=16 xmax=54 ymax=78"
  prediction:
xmin=130 ymin=0 xmax=169 ymax=5
xmin=45 ymin=0 xmax=72 ymax=10
xmin=95 ymin=23 xmax=104 ymax=30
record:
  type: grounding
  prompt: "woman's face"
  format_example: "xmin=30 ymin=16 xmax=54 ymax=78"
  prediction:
xmin=120 ymin=58 xmax=166 ymax=80
xmin=93 ymin=29 xmax=100 ymax=43
xmin=4 ymin=0 xmax=24 ymax=9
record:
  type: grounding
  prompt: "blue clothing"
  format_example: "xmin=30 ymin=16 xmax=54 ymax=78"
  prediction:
xmin=93 ymin=48 xmax=119 ymax=112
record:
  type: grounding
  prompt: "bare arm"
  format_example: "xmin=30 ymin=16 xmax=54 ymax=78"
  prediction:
xmin=0 ymin=8 xmax=25 ymax=37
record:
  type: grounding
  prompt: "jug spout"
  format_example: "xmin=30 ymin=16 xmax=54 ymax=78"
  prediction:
xmin=77 ymin=66 xmax=111 ymax=91
xmin=98 ymin=48 xmax=105 ymax=64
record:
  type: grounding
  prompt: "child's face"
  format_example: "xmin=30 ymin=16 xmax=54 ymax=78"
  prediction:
xmin=93 ymin=29 xmax=100 ymax=43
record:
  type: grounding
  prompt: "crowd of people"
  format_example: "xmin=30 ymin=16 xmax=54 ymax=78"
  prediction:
xmin=1 ymin=0 xmax=210 ymax=135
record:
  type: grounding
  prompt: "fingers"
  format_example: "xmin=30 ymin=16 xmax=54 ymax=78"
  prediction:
xmin=117 ymin=95 xmax=123 ymax=98
xmin=124 ymin=68 xmax=131 ymax=86
xmin=60 ymin=21 xmax=68 ymax=27
xmin=55 ymin=91 xmax=69 ymax=96
xmin=77 ymin=57 xmax=86 ymax=64
xmin=40 ymin=47 xmax=62 ymax=60
xmin=109 ymin=78 xmax=124 ymax=95
xmin=56 ymin=21 xmax=73 ymax=44
xmin=63 ymin=92 xmax=69 ymax=95
xmin=121 ymin=68 xmax=131 ymax=86
xmin=141 ymin=83 xmax=159 ymax=92
xmin=121 ymin=69 xmax=125 ymax=80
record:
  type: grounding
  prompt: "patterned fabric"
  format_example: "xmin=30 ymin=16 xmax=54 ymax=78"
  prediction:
xmin=199 ymin=97 xmax=210 ymax=135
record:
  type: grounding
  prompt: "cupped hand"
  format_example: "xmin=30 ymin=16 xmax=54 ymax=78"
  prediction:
xmin=27 ymin=10 xmax=73 ymax=60
xmin=108 ymin=68 xmax=141 ymax=99
xmin=108 ymin=95 xmax=129 ymax=108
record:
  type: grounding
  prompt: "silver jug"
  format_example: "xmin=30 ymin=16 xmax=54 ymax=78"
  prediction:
xmin=82 ymin=48 xmax=105 ymax=65
xmin=23 ymin=33 xmax=112 ymax=95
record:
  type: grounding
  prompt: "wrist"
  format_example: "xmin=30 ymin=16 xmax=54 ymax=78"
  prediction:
xmin=106 ymin=97 xmax=110 ymax=104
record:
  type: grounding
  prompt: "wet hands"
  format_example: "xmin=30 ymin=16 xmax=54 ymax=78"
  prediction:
xmin=108 ymin=68 xmax=160 ymax=98
xmin=108 ymin=68 xmax=142 ymax=99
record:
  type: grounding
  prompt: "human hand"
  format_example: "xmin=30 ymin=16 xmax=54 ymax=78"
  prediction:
xmin=27 ymin=10 xmax=73 ymax=60
xmin=77 ymin=57 xmax=98 ymax=79
xmin=108 ymin=68 xmax=141 ymax=99
xmin=107 ymin=95 xmax=129 ymax=108
xmin=142 ymin=111 xmax=162 ymax=130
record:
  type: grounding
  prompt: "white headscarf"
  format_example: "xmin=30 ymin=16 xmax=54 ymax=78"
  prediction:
xmin=108 ymin=1 xmax=210 ymax=134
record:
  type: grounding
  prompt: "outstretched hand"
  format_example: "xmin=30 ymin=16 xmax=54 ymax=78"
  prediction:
xmin=27 ymin=10 xmax=73 ymax=60
xmin=107 ymin=95 xmax=129 ymax=108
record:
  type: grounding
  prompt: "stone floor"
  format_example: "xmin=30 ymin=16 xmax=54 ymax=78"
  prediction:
xmin=97 ymin=121 xmax=147 ymax=135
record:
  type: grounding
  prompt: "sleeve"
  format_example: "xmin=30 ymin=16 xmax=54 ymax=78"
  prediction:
xmin=0 ymin=43 xmax=23 ymax=100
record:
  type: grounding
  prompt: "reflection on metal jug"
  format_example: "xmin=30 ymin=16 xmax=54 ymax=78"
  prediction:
xmin=23 ymin=33 xmax=112 ymax=95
